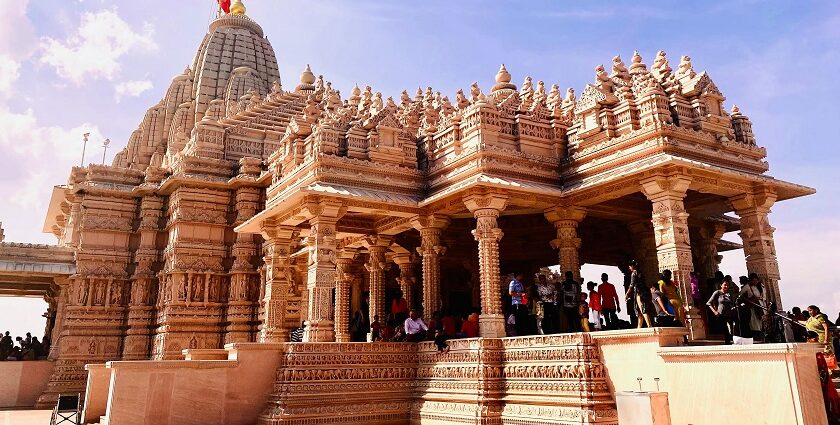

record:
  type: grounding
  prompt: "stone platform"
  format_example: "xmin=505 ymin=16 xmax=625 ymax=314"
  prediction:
xmin=78 ymin=328 xmax=827 ymax=425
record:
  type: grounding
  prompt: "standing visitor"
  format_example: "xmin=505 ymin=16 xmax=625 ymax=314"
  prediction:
xmin=391 ymin=289 xmax=409 ymax=325
xmin=509 ymin=273 xmax=529 ymax=336
xmin=598 ymin=274 xmax=620 ymax=330
xmin=762 ymin=303 xmax=786 ymax=343
xmin=579 ymin=292 xmax=590 ymax=332
xmin=623 ymin=267 xmax=637 ymax=327
xmin=625 ymin=261 xmax=653 ymax=329
xmin=658 ymin=270 xmax=686 ymax=325
xmin=586 ymin=281 xmax=602 ymax=331
xmin=535 ymin=273 xmax=558 ymax=334
xmin=404 ymin=310 xmax=429 ymax=342
xmin=560 ymin=271 xmax=582 ymax=332
xmin=370 ymin=315 xmax=382 ymax=342
xmin=0 ymin=331 xmax=12 ymax=361
xmin=689 ymin=271 xmax=702 ymax=308
xmin=707 ymin=281 xmax=736 ymax=344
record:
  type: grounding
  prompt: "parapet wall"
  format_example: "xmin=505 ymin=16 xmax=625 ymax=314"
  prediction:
xmin=84 ymin=330 xmax=828 ymax=425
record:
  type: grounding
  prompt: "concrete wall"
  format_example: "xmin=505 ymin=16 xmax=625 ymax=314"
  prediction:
xmin=0 ymin=360 xmax=53 ymax=408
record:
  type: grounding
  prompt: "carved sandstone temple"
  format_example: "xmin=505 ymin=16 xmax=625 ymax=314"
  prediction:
xmin=26 ymin=3 xmax=820 ymax=424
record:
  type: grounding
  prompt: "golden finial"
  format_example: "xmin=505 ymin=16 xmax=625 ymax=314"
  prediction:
xmin=230 ymin=0 xmax=246 ymax=15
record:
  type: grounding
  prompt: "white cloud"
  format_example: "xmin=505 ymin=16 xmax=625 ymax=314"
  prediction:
xmin=0 ymin=106 xmax=101 ymax=243
xmin=39 ymin=9 xmax=157 ymax=84
xmin=114 ymin=79 xmax=153 ymax=102
xmin=0 ymin=0 xmax=36 ymax=61
xmin=0 ymin=55 xmax=20 ymax=98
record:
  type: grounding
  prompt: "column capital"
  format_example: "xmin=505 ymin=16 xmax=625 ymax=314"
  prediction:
xmin=392 ymin=253 xmax=413 ymax=267
xmin=409 ymin=214 xmax=450 ymax=231
xmin=543 ymin=205 xmax=587 ymax=225
xmin=729 ymin=187 xmax=777 ymax=214
xmin=463 ymin=192 xmax=508 ymax=214
xmin=639 ymin=175 xmax=692 ymax=201
xmin=259 ymin=220 xmax=300 ymax=241
xmin=305 ymin=198 xmax=347 ymax=221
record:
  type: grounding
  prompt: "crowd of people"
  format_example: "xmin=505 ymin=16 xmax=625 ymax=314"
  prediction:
xmin=0 ymin=332 xmax=49 ymax=361
xmin=325 ymin=261 xmax=840 ymax=363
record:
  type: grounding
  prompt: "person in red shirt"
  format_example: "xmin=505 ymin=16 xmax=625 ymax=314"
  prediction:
xmin=460 ymin=312 xmax=480 ymax=338
xmin=587 ymin=281 xmax=602 ymax=330
xmin=391 ymin=289 xmax=409 ymax=325
xmin=598 ymin=273 xmax=621 ymax=330
xmin=441 ymin=312 xmax=457 ymax=338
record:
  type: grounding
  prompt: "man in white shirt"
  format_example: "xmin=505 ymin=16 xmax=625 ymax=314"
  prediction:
xmin=404 ymin=310 xmax=429 ymax=342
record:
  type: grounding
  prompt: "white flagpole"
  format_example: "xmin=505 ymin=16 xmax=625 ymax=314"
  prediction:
xmin=80 ymin=133 xmax=90 ymax=167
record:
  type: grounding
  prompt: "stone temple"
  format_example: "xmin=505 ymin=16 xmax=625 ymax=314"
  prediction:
xmin=1 ymin=1 xmax=826 ymax=424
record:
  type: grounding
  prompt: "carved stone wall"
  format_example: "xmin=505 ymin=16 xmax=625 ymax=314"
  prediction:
xmin=255 ymin=336 xmax=616 ymax=425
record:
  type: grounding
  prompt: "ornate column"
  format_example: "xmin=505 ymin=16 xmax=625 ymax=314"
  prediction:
xmin=628 ymin=219 xmax=661 ymax=284
xmin=334 ymin=248 xmax=357 ymax=343
xmin=258 ymin=222 xmax=300 ymax=343
xmin=303 ymin=201 xmax=345 ymax=342
xmin=365 ymin=235 xmax=392 ymax=340
xmin=641 ymin=175 xmax=705 ymax=340
xmin=696 ymin=222 xmax=726 ymax=282
xmin=544 ymin=206 xmax=587 ymax=280
xmin=411 ymin=215 xmax=449 ymax=316
xmin=464 ymin=193 xmax=508 ymax=338
xmin=123 ymin=192 xmax=162 ymax=360
xmin=226 ymin=177 xmax=261 ymax=343
xmin=730 ymin=187 xmax=782 ymax=307
xmin=392 ymin=253 xmax=415 ymax=310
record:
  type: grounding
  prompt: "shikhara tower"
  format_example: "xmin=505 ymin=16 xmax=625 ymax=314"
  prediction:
xmin=25 ymin=0 xmax=813 ymax=416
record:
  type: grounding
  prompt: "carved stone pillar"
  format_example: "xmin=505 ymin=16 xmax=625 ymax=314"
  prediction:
xmin=392 ymin=253 xmax=415 ymax=311
xmin=123 ymin=193 xmax=162 ymax=360
xmin=628 ymin=220 xmax=661 ymax=284
xmin=411 ymin=215 xmax=449 ymax=316
xmin=544 ymin=206 xmax=587 ymax=280
xmin=334 ymin=248 xmax=357 ymax=343
xmin=696 ymin=222 xmax=726 ymax=282
xmin=259 ymin=223 xmax=300 ymax=343
xmin=365 ymin=236 xmax=392 ymax=340
xmin=226 ymin=179 xmax=261 ymax=344
xmin=731 ymin=188 xmax=782 ymax=308
xmin=303 ymin=201 xmax=345 ymax=342
xmin=464 ymin=193 xmax=508 ymax=338
xmin=641 ymin=175 xmax=705 ymax=340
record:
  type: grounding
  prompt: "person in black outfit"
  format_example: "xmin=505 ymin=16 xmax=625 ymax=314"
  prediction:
xmin=559 ymin=271 xmax=582 ymax=332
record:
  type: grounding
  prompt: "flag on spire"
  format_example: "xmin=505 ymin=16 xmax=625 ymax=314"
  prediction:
xmin=219 ymin=0 xmax=231 ymax=14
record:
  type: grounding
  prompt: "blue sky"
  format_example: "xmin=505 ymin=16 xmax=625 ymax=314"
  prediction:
xmin=1 ymin=0 xmax=838 ymax=336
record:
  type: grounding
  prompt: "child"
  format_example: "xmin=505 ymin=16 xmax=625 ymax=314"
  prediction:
xmin=370 ymin=315 xmax=382 ymax=341
xmin=579 ymin=293 xmax=591 ymax=332
xmin=587 ymin=281 xmax=602 ymax=331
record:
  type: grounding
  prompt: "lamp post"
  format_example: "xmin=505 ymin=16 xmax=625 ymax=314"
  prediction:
xmin=101 ymin=138 xmax=111 ymax=165
xmin=80 ymin=133 xmax=90 ymax=166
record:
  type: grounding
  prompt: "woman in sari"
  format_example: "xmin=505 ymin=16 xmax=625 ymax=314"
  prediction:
xmin=803 ymin=305 xmax=833 ymax=353
xmin=658 ymin=270 xmax=686 ymax=325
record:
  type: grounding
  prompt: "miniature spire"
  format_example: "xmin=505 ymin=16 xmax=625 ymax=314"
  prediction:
xmin=300 ymin=64 xmax=315 ymax=85
xmin=676 ymin=55 xmax=696 ymax=79
xmin=629 ymin=50 xmax=648 ymax=76
xmin=492 ymin=64 xmax=516 ymax=93
xmin=611 ymin=55 xmax=630 ymax=81
xmin=230 ymin=0 xmax=246 ymax=16
xmin=295 ymin=64 xmax=316 ymax=93
xmin=731 ymin=104 xmax=741 ymax=115
xmin=652 ymin=50 xmax=672 ymax=79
